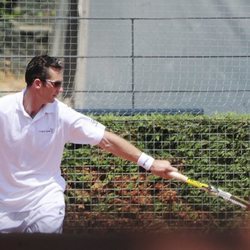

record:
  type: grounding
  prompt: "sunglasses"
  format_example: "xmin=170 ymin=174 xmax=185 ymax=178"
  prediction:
xmin=45 ymin=79 xmax=63 ymax=88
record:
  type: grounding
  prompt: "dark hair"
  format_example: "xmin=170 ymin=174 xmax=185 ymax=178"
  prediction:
xmin=25 ymin=55 xmax=63 ymax=87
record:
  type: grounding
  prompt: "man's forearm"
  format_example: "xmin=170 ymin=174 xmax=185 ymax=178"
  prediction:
xmin=98 ymin=130 xmax=142 ymax=163
xmin=98 ymin=130 xmax=178 ymax=178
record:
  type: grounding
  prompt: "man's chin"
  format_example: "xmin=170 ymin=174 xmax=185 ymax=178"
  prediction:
xmin=49 ymin=97 xmax=56 ymax=103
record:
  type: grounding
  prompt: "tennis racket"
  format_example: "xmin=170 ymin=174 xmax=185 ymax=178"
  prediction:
xmin=168 ymin=171 xmax=249 ymax=209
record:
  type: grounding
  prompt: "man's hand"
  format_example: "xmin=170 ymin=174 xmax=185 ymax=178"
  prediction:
xmin=150 ymin=160 xmax=178 ymax=179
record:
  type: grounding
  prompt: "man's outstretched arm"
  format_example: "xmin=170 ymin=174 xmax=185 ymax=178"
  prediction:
xmin=98 ymin=130 xmax=178 ymax=179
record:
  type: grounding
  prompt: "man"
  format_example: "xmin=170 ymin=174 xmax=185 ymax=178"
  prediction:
xmin=0 ymin=55 xmax=177 ymax=233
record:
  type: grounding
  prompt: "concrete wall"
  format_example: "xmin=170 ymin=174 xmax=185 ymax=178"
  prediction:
xmin=74 ymin=0 xmax=250 ymax=114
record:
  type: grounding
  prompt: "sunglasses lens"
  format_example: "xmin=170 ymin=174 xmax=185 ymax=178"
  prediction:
xmin=53 ymin=81 xmax=62 ymax=88
xmin=45 ymin=80 xmax=63 ymax=88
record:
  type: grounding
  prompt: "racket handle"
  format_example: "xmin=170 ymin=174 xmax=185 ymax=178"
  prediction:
xmin=168 ymin=171 xmax=209 ymax=189
xmin=168 ymin=171 xmax=188 ymax=182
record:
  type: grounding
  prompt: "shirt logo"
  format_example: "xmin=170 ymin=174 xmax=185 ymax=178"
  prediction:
xmin=38 ymin=128 xmax=55 ymax=134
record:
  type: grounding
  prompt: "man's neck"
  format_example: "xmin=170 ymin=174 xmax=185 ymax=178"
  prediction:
xmin=23 ymin=88 xmax=45 ymax=118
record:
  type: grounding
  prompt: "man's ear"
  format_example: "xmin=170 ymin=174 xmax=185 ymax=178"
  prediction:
xmin=33 ymin=78 xmax=43 ymax=89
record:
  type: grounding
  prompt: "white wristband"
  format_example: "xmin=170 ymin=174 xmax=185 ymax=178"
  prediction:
xmin=137 ymin=153 xmax=155 ymax=171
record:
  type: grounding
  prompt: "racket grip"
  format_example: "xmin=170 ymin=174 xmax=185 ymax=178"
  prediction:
xmin=168 ymin=172 xmax=209 ymax=189
xmin=168 ymin=171 xmax=188 ymax=182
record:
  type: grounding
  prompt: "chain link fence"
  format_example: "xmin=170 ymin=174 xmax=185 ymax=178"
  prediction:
xmin=0 ymin=0 xmax=249 ymax=233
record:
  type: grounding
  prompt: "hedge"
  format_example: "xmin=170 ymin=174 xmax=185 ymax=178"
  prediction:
xmin=61 ymin=113 xmax=249 ymax=232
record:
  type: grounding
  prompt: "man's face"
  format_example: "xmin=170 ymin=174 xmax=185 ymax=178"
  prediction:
xmin=40 ymin=67 xmax=64 ymax=104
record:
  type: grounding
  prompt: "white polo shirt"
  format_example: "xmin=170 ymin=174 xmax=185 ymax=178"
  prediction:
xmin=0 ymin=91 xmax=105 ymax=212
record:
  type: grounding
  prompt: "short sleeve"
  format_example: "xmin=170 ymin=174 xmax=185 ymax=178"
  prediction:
xmin=68 ymin=115 xmax=105 ymax=145
xmin=58 ymin=102 xmax=105 ymax=145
